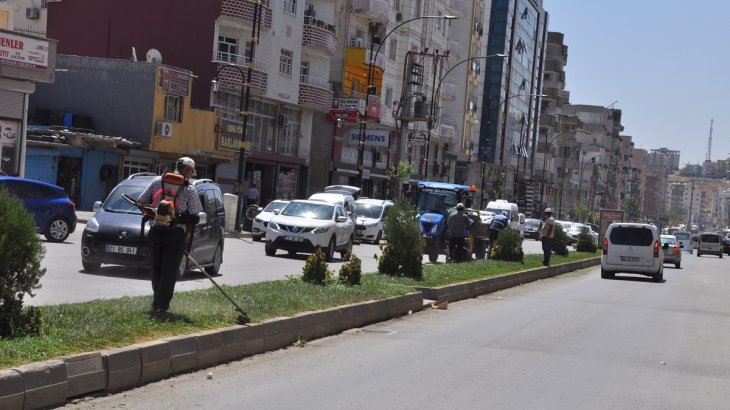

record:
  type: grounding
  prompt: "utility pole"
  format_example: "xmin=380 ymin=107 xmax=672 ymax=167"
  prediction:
xmin=687 ymin=179 xmax=695 ymax=230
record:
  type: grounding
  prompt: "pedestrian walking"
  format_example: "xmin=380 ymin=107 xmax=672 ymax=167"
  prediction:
xmin=447 ymin=203 xmax=473 ymax=262
xmin=246 ymin=183 xmax=260 ymax=207
xmin=541 ymin=207 xmax=556 ymax=266
xmin=138 ymin=157 xmax=203 ymax=314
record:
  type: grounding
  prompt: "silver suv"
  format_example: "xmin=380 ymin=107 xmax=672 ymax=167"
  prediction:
xmin=601 ymin=223 xmax=663 ymax=282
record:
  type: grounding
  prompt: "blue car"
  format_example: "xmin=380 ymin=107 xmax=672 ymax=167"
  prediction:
xmin=0 ymin=176 xmax=77 ymax=242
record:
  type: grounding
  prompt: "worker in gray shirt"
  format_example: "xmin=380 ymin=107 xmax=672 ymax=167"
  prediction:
xmin=447 ymin=203 xmax=473 ymax=262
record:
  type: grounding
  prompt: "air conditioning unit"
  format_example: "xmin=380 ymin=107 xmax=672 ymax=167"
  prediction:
xmin=26 ymin=7 xmax=40 ymax=19
xmin=156 ymin=121 xmax=174 ymax=137
xmin=395 ymin=12 xmax=403 ymax=22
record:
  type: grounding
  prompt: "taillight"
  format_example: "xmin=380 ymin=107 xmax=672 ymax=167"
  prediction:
xmin=653 ymin=240 xmax=660 ymax=257
xmin=673 ymin=246 xmax=680 ymax=254
xmin=602 ymin=238 xmax=608 ymax=255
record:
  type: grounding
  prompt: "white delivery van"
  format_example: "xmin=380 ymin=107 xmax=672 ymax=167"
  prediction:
xmin=309 ymin=185 xmax=360 ymax=222
xmin=485 ymin=199 xmax=520 ymax=231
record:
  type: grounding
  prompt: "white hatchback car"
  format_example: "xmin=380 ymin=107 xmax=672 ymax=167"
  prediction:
xmin=601 ymin=223 xmax=663 ymax=282
xmin=251 ymin=200 xmax=289 ymax=242
xmin=264 ymin=199 xmax=355 ymax=262
xmin=354 ymin=198 xmax=393 ymax=244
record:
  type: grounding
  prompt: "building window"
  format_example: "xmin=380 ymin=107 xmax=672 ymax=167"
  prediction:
xmin=388 ymin=39 xmax=397 ymax=60
xmin=284 ymin=0 xmax=297 ymax=15
xmin=280 ymin=49 xmax=293 ymax=75
xmin=164 ymin=95 xmax=183 ymax=122
xmin=217 ymin=36 xmax=238 ymax=62
xmin=436 ymin=11 xmax=443 ymax=32
xmin=385 ymin=86 xmax=393 ymax=108
xmin=278 ymin=107 xmax=300 ymax=156
xmin=123 ymin=159 xmax=153 ymax=179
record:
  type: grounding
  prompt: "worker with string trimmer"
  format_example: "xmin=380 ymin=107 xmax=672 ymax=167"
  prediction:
xmin=137 ymin=156 xmax=202 ymax=315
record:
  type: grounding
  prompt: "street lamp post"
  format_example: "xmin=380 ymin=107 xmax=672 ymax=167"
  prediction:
xmin=355 ymin=14 xmax=458 ymax=191
xmin=556 ymin=135 xmax=595 ymax=219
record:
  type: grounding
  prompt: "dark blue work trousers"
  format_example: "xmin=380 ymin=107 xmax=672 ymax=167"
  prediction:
xmin=148 ymin=225 xmax=185 ymax=311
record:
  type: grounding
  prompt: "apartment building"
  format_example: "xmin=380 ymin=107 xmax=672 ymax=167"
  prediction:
xmin=647 ymin=147 xmax=680 ymax=176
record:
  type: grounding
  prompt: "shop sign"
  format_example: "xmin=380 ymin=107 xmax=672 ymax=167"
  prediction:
xmin=0 ymin=32 xmax=48 ymax=70
xmin=217 ymin=118 xmax=252 ymax=151
xmin=158 ymin=66 xmax=190 ymax=96
xmin=332 ymin=98 xmax=365 ymax=113
xmin=348 ymin=129 xmax=389 ymax=147
xmin=0 ymin=120 xmax=18 ymax=146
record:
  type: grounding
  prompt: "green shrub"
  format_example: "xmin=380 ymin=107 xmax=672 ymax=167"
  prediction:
xmin=0 ymin=189 xmax=46 ymax=338
xmin=576 ymin=230 xmax=597 ymax=253
xmin=338 ymin=253 xmax=361 ymax=285
xmin=552 ymin=224 xmax=570 ymax=257
xmin=489 ymin=228 xmax=524 ymax=263
xmin=302 ymin=248 xmax=333 ymax=286
xmin=378 ymin=198 xmax=424 ymax=279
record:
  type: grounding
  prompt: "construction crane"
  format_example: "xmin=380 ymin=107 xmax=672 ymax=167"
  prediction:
xmin=706 ymin=118 xmax=713 ymax=161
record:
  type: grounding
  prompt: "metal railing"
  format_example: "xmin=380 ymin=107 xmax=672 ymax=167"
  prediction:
xmin=213 ymin=51 xmax=268 ymax=71
xmin=300 ymin=74 xmax=333 ymax=91
xmin=303 ymin=15 xmax=336 ymax=34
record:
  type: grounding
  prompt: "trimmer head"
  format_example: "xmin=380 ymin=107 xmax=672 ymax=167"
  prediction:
xmin=236 ymin=314 xmax=251 ymax=325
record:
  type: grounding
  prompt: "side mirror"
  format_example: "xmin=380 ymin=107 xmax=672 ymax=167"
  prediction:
xmin=273 ymin=210 xmax=280 ymax=215
xmin=336 ymin=215 xmax=348 ymax=222
xmin=679 ymin=244 xmax=684 ymax=248
xmin=93 ymin=201 xmax=102 ymax=212
xmin=198 ymin=211 xmax=208 ymax=225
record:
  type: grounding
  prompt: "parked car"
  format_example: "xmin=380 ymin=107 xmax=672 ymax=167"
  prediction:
xmin=601 ymin=223 xmax=663 ymax=282
xmin=251 ymin=200 xmax=289 ymax=242
xmin=523 ymin=218 xmax=542 ymax=240
xmin=479 ymin=210 xmax=495 ymax=225
xmin=0 ymin=176 xmax=77 ymax=242
xmin=81 ymin=173 xmax=224 ymax=276
xmin=309 ymin=185 xmax=360 ymax=222
xmin=354 ymin=198 xmax=393 ymax=244
xmin=697 ymin=232 xmax=723 ymax=258
xmin=567 ymin=223 xmax=592 ymax=245
xmin=673 ymin=231 xmax=693 ymax=254
xmin=660 ymin=234 xmax=682 ymax=268
xmin=264 ymin=199 xmax=355 ymax=262
xmin=723 ymin=237 xmax=730 ymax=255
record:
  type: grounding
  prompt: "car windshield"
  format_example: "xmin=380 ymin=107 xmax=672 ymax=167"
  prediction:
xmin=609 ymin=226 xmax=654 ymax=246
xmin=264 ymin=201 xmax=288 ymax=213
xmin=525 ymin=219 xmax=541 ymax=228
xmin=701 ymin=234 xmax=720 ymax=242
xmin=356 ymin=204 xmax=383 ymax=219
xmin=281 ymin=202 xmax=334 ymax=220
xmin=674 ymin=232 xmax=691 ymax=241
xmin=486 ymin=208 xmax=510 ymax=220
xmin=103 ymin=184 xmax=149 ymax=214
xmin=569 ymin=224 xmax=587 ymax=233
xmin=660 ymin=236 xmax=676 ymax=245
xmin=416 ymin=189 xmax=458 ymax=215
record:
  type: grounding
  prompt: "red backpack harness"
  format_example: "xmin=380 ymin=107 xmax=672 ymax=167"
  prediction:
xmin=151 ymin=172 xmax=186 ymax=225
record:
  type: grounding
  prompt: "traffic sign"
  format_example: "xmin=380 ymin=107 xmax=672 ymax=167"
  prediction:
xmin=408 ymin=131 xmax=428 ymax=146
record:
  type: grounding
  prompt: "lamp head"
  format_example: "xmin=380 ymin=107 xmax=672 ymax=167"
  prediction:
xmin=211 ymin=79 xmax=220 ymax=92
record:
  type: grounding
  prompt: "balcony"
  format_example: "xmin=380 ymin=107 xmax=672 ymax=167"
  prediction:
xmin=350 ymin=0 xmax=389 ymax=22
xmin=221 ymin=0 xmax=273 ymax=30
xmin=302 ymin=16 xmax=337 ymax=55
xmin=346 ymin=39 xmax=386 ymax=69
xmin=212 ymin=51 xmax=268 ymax=96
xmin=299 ymin=75 xmax=334 ymax=112
xmin=447 ymin=40 xmax=462 ymax=58
xmin=439 ymin=119 xmax=456 ymax=139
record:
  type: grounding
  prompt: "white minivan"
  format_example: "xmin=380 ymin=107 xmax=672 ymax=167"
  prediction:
xmin=601 ymin=223 xmax=663 ymax=282
xmin=697 ymin=232 xmax=723 ymax=258
xmin=485 ymin=199 xmax=520 ymax=231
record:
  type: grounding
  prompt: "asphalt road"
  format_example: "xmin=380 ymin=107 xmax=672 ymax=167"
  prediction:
xmin=62 ymin=250 xmax=730 ymax=409
xmin=32 ymin=223 xmax=545 ymax=306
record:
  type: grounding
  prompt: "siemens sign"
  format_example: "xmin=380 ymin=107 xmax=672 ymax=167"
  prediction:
xmin=348 ymin=130 xmax=389 ymax=148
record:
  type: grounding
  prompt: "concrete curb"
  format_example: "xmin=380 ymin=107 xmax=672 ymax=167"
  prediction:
xmin=1 ymin=259 xmax=594 ymax=409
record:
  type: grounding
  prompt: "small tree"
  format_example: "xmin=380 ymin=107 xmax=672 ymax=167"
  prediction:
xmin=302 ymin=248 xmax=334 ymax=286
xmin=378 ymin=198 xmax=424 ymax=279
xmin=552 ymin=224 xmax=570 ymax=257
xmin=490 ymin=228 xmax=524 ymax=262
xmin=0 ymin=189 xmax=46 ymax=338
xmin=338 ymin=253 xmax=361 ymax=286
xmin=386 ymin=160 xmax=414 ymax=199
xmin=576 ymin=229 xmax=597 ymax=253
xmin=621 ymin=196 xmax=642 ymax=222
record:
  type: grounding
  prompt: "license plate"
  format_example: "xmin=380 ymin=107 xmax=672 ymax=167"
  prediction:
xmin=620 ymin=256 xmax=639 ymax=262
xmin=285 ymin=235 xmax=304 ymax=242
xmin=106 ymin=244 xmax=138 ymax=255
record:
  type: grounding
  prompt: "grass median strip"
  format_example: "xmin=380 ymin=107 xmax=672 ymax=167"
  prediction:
xmin=1 ymin=252 xmax=598 ymax=369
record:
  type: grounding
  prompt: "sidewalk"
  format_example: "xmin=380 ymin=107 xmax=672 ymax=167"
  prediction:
xmin=74 ymin=210 xmax=252 ymax=239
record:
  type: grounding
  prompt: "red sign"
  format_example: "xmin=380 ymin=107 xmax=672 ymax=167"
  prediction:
xmin=367 ymin=101 xmax=382 ymax=120
xmin=327 ymin=109 xmax=359 ymax=123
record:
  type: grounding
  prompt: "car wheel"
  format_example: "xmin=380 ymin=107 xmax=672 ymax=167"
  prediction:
xmin=653 ymin=268 xmax=663 ymax=282
xmin=204 ymin=242 xmax=223 ymax=275
xmin=177 ymin=255 xmax=188 ymax=278
xmin=697 ymin=253 xmax=701 ymax=257
xmin=373 ymin=230 xmax=382 ymax=244
xmin=675 ymin=261 xmax=680 ymax=269
xmin=82 ymin=260 xmax=101 ymax=272
xmin=600 ymin=268 xmax=614 ymax=279
xmin=252 ymin=235 xmax=262 ymax=242
xmin=325 ymin=236 xmax=336 ymax=262
xmin=44 ymin=217 xmax=71 ymax=242
xmin=265 ymin=244 xmax=277 ymax=256
xmin=720 ymin=253 xmax=723 ymax=259
xmin=340 ymin=236 xmax=353 ymax=261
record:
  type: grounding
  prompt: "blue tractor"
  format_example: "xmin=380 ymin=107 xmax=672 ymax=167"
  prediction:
xmin=413 ymin=181 xmax=489 ymax=263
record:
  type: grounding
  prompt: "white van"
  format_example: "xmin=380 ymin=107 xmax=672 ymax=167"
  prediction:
xmin=601 ymin=223 xmax=663 ymax=282
xmin=697 ymin=232 xmax=723 ymax=258
xmin=485 ymin=199 xmax=519 ymax=231
xmin=309 ymin=185 xmax=360 ymax=222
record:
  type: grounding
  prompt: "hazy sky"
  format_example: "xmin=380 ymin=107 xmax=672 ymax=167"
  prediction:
xmin=545 ymin=0 xmax=730 ymax=166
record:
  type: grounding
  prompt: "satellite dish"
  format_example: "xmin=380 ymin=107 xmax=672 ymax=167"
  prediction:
xmin=146 ymin=48 xmax=162 ymax=64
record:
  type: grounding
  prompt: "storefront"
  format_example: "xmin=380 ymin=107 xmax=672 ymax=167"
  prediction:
xmin=0 ymin=30 xmax=57 ymax=176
